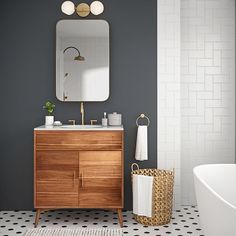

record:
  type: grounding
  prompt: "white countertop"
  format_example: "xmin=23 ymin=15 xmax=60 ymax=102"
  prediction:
xmin=34 ymin=125 xmax=124 ymax=131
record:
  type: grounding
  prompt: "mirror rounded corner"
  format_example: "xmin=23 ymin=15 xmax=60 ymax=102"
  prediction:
xmin=101 ymin=92 xmax=110 ymax=102
xmin=56 ymin=92 xmax=63 ymax=102
xmin=56 ymin=19 xmax=65 ymax=29
xmin=99 ymin=19 xmax=110 ymax=28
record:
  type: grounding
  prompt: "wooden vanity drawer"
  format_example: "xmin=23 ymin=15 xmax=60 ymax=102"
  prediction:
xmin=35 ymin=131 xmax=122 ymax=150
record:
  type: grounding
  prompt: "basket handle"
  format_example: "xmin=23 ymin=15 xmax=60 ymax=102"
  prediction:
xmin=131 ymin=163 xmax=139 ymax=172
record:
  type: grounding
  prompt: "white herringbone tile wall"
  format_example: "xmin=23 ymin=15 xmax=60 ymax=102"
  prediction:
xmin=180 ymin=0 xmax=235 ymax=205
xmin=158 ymin=0 xmax=235 ymax=205
xmin=157 ymin=0 xmax=181 ymax=207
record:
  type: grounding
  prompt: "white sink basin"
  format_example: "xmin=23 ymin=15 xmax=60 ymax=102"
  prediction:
xmin=61 ymin=125 xmax=103 ymax=129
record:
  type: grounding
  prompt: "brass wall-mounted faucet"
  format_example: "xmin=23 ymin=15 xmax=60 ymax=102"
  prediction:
xmin=68 ymin=103 xmax=85 ymax=125
xmin=80 ymin=102 xmax=85 ymax=125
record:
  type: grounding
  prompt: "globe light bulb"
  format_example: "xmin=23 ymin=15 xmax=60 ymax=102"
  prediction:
xmin=61 ymin=1 xmax=75 ymax=15
xmin=90 ymin=1 xmax=104 ymax=16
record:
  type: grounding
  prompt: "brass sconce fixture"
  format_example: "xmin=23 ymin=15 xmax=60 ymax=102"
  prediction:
xmin=61 ymin=1 xmax=104 ymax=17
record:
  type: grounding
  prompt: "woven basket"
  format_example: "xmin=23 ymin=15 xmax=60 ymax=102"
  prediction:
xmin=131 ymin=163 xmax=174 ymax=226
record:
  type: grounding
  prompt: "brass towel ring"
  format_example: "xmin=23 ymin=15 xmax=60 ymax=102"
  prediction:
xmin=136 ymin=113 xmax=150 ymax=127
xmin=131 ymin=163 xmax=140 ymax=172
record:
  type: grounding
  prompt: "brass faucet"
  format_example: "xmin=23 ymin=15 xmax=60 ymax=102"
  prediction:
xmin=80 ymin=102 xmax=85 ymax=125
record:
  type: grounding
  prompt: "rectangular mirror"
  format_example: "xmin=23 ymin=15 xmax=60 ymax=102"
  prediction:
xmin=56 ymin=20 xmax=109 ymax=102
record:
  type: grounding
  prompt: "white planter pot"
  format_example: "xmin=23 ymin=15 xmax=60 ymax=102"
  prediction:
xmin=45 ymin=116 xmax=54 ymax=127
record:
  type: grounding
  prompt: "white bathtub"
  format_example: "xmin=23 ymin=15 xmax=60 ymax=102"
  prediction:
xmin=193 ymin=164 xmax=236 ymax=236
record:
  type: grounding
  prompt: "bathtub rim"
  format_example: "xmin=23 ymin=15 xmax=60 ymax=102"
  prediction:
xmin=193 ymin=164 xmax=236 ymax=210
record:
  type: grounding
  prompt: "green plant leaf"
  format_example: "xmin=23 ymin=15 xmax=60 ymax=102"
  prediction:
xmin=43 ymin=101 xmax=55 ymax=115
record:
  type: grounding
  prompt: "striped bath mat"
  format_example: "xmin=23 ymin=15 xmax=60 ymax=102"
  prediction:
xmin=24 ymin=228 xmax=123 ymax=236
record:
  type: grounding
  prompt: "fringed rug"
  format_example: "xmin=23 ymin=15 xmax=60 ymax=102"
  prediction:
xmin=24 ymin=228 xmax=123 ymax=236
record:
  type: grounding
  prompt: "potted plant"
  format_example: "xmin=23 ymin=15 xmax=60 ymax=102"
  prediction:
xmin=43 ymin=101 xmax=55 ymax=127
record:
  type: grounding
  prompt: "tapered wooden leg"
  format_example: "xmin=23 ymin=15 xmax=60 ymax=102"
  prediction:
xmin=117 ymin=208 xmax=123 ymax=227
xmin=34 ymin=209 xmax=41 ymax=228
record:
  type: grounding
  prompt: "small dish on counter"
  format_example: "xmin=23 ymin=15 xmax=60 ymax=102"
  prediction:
xmin=53 ymin=121 xmax=62 ymax=126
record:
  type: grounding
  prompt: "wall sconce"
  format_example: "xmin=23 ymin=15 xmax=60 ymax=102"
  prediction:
xmin=90 ymin=1 xmax=104 ymax=15
xmin=61 ymin=1 xmax=75 ymax=15
xmin=61 ymin=1 xmax=104 ymax=17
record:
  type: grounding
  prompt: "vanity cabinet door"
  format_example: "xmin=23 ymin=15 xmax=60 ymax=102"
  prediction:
xmin=35 ymin=151 xmax=79 ymax=208
xmin=78 ymin=151 xmax=123 ymax=208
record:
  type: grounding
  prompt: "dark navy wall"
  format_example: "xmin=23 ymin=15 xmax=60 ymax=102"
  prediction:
xmin=0 ymin=0 xmax=157 ymax=210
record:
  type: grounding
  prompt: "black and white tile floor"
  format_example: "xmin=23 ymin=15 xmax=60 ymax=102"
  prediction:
xmin=0 ymin=206 xmax=204 ymax=236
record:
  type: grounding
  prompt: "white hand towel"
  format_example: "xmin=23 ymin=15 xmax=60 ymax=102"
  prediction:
xmin=135 ymin=125 xmax=148 ymax=161
xmin=133 ymin=174 xmax=154 ymax=217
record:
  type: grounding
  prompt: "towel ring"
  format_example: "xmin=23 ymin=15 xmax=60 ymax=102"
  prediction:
xmin=136 ymin=113 xmax=150 ymax=127
xmin=131 ymin=163 xmax=140 ymax=172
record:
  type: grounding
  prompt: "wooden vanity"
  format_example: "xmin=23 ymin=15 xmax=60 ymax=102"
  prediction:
xmin=34 ymin=126 xmax=124 ymax=227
